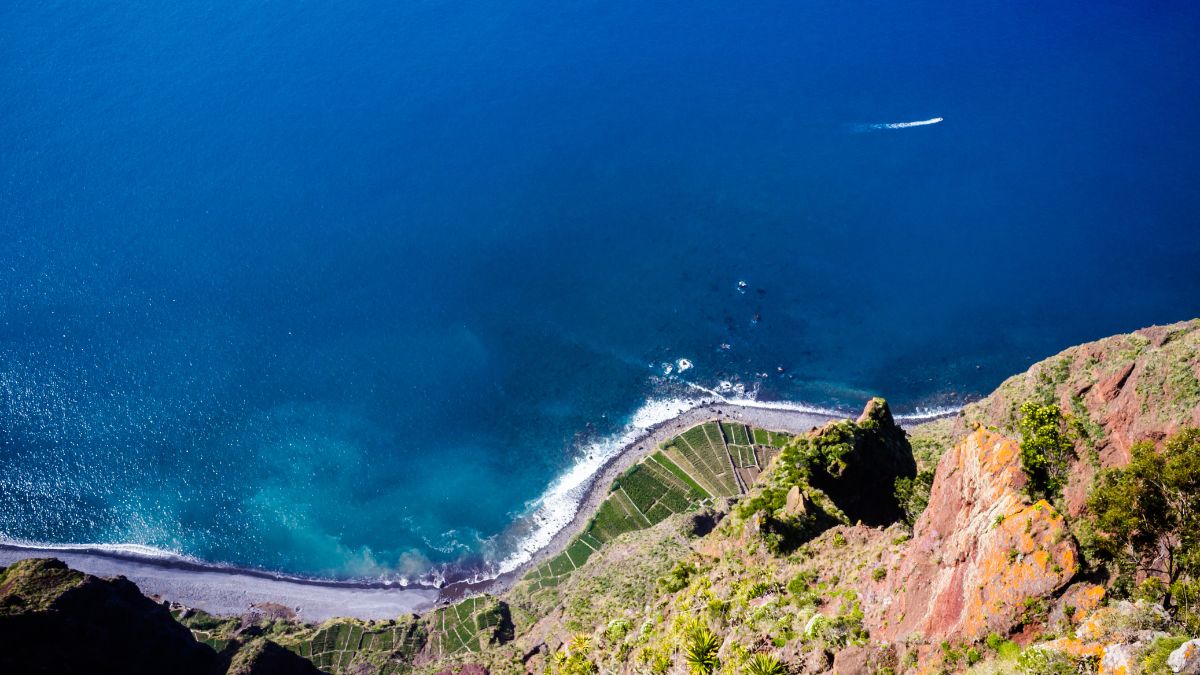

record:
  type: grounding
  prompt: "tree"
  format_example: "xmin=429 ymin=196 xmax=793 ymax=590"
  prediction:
xmin=1087 ymin=428 xmax=1200 ymax=620
xmin=1018 ymin=402 xmax=1074 ymax=500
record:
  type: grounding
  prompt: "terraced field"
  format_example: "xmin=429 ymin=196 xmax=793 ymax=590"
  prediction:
xmin=297 ymin=619 xmax=426 ymax=673
xmin=179 ymin=608 xmax=427 ymax=675
xmin=425 ymin=595 xmax=513 ymax=658
xmin=521 ymin=420 xmax=791 ymax=593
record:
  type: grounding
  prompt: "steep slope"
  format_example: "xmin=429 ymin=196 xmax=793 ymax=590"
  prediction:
xmin=0 ymin=558 xmax=218 ymax=675
xmin=924 ymin=319 xmax=1200 ymax=514
xmin=872 ymin=429 xmax=1078 ymax=643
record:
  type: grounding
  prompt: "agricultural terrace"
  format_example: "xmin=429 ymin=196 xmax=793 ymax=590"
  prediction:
xmin=522 ymin=421 xmax=790 ymax=592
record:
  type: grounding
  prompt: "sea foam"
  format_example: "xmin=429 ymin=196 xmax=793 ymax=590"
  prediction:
xmin=490 ymin=395 xmax=713 ymax=575
xmin=488 ymin=385 xmax=961 ymax=578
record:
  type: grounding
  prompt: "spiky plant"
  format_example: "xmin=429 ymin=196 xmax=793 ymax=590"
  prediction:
xmin=744 ymin=652 xmax=785 ymax=675
xmin=683 ymin=625 xmax=721 ymax=674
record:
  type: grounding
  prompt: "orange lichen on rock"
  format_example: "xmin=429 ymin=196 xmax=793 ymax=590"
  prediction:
xmin=872 ymin=429 xmax=1079 ymax=642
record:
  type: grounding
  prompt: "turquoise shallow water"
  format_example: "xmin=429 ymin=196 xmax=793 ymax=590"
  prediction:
xmin=1 ymin=0 xmax=1199 ymax=581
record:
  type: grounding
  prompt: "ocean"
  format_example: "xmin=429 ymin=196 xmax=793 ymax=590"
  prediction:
xmin=2 ymin=0 xmax=1199 ymax=582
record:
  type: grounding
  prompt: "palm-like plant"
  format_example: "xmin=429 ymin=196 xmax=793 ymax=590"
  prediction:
xmin=683 ymin=626 xmax=721 ymax=674
xmin=744 ymin=652 xmax=785 ymax=675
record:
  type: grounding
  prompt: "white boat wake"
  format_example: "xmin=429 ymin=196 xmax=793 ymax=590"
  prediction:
xmin=854 ymin=117 xmax=944 ymax=132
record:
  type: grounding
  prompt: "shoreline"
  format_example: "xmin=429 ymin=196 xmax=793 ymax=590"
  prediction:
xmin=441 ymin=401 xmax=848 ymax=602
xmin=0 ymin=542 xmax=439 ymax=622
xmin=0 ymin=401 xmax=953 ymax=620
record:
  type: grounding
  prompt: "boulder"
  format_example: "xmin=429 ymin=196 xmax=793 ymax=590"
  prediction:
xmin=873 ymin=429 xmax=1078 ymax=642
xmin=1169 ymin=639 xmax=1200 ymax=674
xmin=1100 ymin=643 xmax=1133 ymax=675
xmin=783 ymin=485 xmax=807 ymax=517
xmin=1048 ymin=582 xmax=1105 ymax=629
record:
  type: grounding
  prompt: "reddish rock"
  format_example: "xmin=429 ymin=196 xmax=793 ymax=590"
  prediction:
xmin=832 ymin=643 xmax=896 ymax=674
xmin=953 ymin=320 xmax=1200 ymax=516
xmin=872 ymin=430 xmax=1078 ymax=643
xmin=1048 ymin=582 xmax=1105 ymax=629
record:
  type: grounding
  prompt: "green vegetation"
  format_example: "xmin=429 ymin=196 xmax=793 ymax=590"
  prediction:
xmin=893 ymin=469 xmax=934 ymax=527
xmin=651 ymin=451 xmax=711 ymax=499
xmin=1015 ymin=645 xmax=1091 ymax=674
xmin=1141 ymin=635 xmax=1190 ymax=673
xmin=548 ymin=635 xmax=599 ymax=675
xmin=683 ymin=625 xmax=720 ymax=674
xmin=0 ymin=558 xmax=84 ymax=612
xmin=658 ymin=561 xmax=697 ymax=593
xmin=526 ymin=423 xmax=783 ymax=591
xmin=1087 ymin=428 xmax=1200 ymax=630
xmin=744 ymin=652 xmax=785 ymax=675
xmin=779 ymin=420 xmax=857 ymax=484
xmin=1017 ymin=401 xmax=1074 ymax=500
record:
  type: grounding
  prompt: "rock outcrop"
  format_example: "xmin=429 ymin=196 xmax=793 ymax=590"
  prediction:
xmin=0 ymin=558 xmax=218 ymax=675
xmin=874 ymin=429 xmax=1078 ymax=642
xmin=951 ymin=319 xmax=1200 ymax=514
xmin=808 ymin=397 xmax=916 ymax=526
xmin=1169 ymin=639 xmax=1200 ymax=674
xmin=226 ymin=637 xmax=324 ymax=675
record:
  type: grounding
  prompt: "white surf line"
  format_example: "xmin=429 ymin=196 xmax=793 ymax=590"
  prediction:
xmin=681 ymin=380 xmax=961 ymax=424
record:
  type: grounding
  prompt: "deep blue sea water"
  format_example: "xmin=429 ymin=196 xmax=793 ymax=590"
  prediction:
xmin=2 ymin=0 xmax=1199 ymax=581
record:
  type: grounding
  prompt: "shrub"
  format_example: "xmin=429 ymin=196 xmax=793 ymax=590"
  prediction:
xmin=1015 ymin=646 xmax=1080 ymax=675
xmin=743 ymin=652 xmax=785 ymax=675
xmin=1088 ymin=428 xmax=1200 ymax=619
xmin=605 ymin=618 xmax=630 ymax=643
xmin=548 ymin=635 xmax=599 ymax=675
xmin=683 ymin=625 xmax=721 ymax=674
xmin=658 ymin=562 xmax=697 ymax=593
xmin=997 ymin=640 xmax=1021 ymax=661
xmin=831 ymin=531 xmax=847 ymax=547
xmin=787 ymin=570 xmax=817 ymax=595
xmin=1141 ymin=635 xmax=1188 ymax=674
xmin=872 ymin=567 xmax=887 ymax=582
xmin=1017 ymin=402 xmax=1074 ymax=500
xmin=894 ymin=470 xmax=935 ymax=527
xmin=985 ymin=632 xmax=1004 ymax=651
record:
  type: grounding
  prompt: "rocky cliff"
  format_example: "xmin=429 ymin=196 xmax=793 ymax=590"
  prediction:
xmin=948 ymin=319 xmax=1200 ymax=515
xmin=2 ymin=320 xmax=1198 ymax=675
xmin=873 ymin=429 xmax=1078 ymax=643
xmin=0 ymin=557 xmax=324 ymax=675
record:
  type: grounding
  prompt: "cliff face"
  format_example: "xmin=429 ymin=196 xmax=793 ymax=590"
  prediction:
xmin=3 ymin=321 xmax=1196 ymax=675
xmin=0 ymin=557 xmax=324 ymax=675
xmin=951 ymin=319 xmax=1200 ymax=514
xmin=873 ymin=429 xmax=1078 ymax=642
xmin=807 ymin=398 xmax=916 ymax=526
xmin=0 ymin=558 xmax=218 ymax=675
